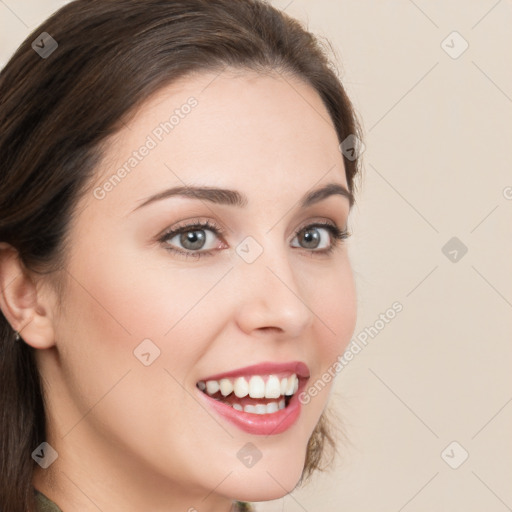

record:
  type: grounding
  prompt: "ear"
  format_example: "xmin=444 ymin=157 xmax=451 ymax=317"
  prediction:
xmin=0 ymin=242 xmax=56 ymax=349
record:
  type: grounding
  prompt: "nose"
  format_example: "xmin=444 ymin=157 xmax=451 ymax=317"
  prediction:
xmin=233 ymin=244 xmax=315 ymax=339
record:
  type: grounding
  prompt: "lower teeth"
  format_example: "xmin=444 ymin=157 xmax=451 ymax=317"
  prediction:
xmin=230 ymin=399 xmax=286 ymax=414
xmin=200 ymin=388 xmax=293 ymax=415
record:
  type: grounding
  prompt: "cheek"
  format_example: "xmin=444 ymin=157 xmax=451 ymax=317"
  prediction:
xmin=55 ymin=251 xmax=213 ymax=476
xmin=293 ymin=259 xmax=356 ymax=422
xmin=58 ymin=245 xmax=231 ymax=391
xmin=308 ymin=259 xmax=358 ymax=367
xmin=68 ymin=242 xmax=215 ymax=339
xmin=55 ymin=250 xmax=161 ymax=399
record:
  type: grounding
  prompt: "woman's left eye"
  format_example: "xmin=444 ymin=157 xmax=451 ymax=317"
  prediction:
xmin=290 ymin=222 xmax=350 ymax=255
xmin=159 ymin=220 xmax=349 ymax=259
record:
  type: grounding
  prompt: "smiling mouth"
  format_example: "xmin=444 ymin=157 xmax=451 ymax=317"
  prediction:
xmin=196 ymin=373 xmax=299 ymax=415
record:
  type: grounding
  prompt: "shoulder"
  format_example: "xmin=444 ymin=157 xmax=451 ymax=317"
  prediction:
xmin=234 ymin=501 xmax=256 ymax=511
xmin=34 ymin=488 xmax=253 ymax=511
xmin=34 ymin=489 xmax=63 ymax=512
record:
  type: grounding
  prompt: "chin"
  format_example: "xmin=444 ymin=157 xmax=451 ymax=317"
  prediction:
xmin=230 ymin=468 xmax=305 ymax=503
xmin=220 ymin=445 xmax=308 ymax=503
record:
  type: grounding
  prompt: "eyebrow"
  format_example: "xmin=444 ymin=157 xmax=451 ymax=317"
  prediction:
xmin=131 ymin=181 xmax=354 ymax=213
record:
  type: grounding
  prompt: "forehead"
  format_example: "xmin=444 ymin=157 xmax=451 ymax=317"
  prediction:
xmin=89 ymin=69 xmax=347 ymax=212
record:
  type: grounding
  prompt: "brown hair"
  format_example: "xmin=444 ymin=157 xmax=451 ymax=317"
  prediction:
xmin=0 ymin=0 xmax=362 ymax=509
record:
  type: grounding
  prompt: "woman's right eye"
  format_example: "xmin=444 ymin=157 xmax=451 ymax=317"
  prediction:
xmin=159 ymin=220 xmax=226 ymax=259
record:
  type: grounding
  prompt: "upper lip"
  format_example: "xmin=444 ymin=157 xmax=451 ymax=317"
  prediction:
xmin=198 ymin=361 xmax=310 ymax=382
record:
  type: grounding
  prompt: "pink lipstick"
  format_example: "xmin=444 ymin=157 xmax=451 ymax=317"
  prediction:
xmin=196 ymin=361 xmax=310 ymax=435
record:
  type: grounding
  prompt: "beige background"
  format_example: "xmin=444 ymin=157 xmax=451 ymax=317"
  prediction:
xmin=1 ymin=1 xmax=511 ymax=511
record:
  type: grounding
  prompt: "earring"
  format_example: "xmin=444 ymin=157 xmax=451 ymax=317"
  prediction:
xmin=14 ymin=331 xmax=20 ymax=341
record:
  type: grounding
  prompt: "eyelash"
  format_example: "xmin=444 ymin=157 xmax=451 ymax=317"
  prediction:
xmin=158 ymin=219 xmax=351 ymax=260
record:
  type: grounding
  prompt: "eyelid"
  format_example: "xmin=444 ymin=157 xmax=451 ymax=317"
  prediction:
xmin=293 ymin=217 xmax=343 ymax=235
xmin=158 ymin=218 xmax=344 ymax=243
xmin=156 ymin=217 xmax=226 ymax=241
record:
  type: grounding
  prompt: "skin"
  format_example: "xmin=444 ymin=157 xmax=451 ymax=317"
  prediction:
xmin=0 ymin=69 xmax=357 ymax=511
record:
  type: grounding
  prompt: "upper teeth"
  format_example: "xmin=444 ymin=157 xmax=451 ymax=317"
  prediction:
xmin=198 ymin=373 xmax=299 ymax=399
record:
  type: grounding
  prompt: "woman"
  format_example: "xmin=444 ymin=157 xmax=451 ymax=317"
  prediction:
xmin=0 ymin=0 xmax=362 ymax=510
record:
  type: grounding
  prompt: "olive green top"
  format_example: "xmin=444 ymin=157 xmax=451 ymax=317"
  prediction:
xmin=34 ymin=488 xmax=254 ymax=511
xmin=34 ymin=489 xmax=62 ymax=512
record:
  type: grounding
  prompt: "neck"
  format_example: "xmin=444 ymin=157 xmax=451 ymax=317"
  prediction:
xmin=31 ymin=434 xmax=237 ymax=512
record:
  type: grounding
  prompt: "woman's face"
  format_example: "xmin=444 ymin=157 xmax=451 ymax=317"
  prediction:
xmin=35 ymin=69 xmax=357 ymax=509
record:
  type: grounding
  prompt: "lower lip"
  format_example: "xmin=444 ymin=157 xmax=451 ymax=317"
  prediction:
xmin=198 ymin=382 xmax=306 ymax=436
